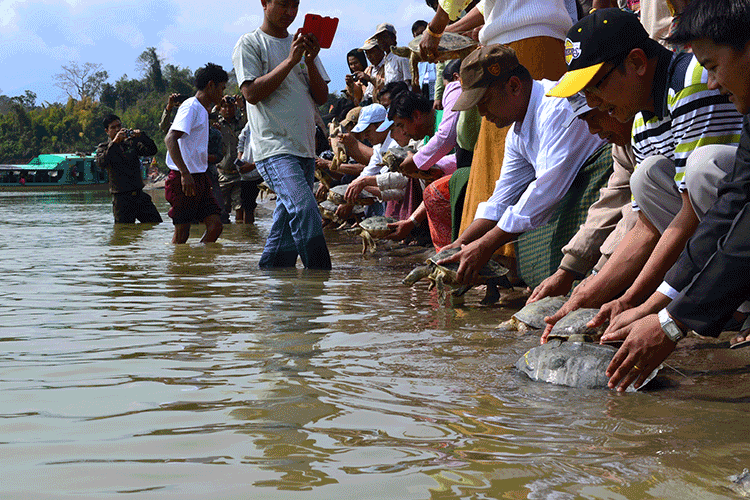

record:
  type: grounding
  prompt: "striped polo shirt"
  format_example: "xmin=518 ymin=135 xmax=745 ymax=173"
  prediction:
xmin=631 ymin=48 xmax=743 ymax=210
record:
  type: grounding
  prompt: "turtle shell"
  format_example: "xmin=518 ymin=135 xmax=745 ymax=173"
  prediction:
xmin=548 ymin=308 xmax=607 ymax=342
xmin=512 ymin=296 xmax=567 ymax=330
xmin=382 ymin=146 xmax=416 ymax=172
xmin=405 ymin=32 xmax=478 ymax=62
xmin=359 ymin=216 xmax=397 ymax=238
xmin=327 ymin=184 xmax=378 ymax=206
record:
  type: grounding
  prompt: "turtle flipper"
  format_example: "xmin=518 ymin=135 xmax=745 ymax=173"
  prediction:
xmin=403 ymin=265 xmax=430 ymax=286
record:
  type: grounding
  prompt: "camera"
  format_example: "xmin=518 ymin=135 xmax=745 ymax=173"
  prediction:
xmin=123 ymin=129 xmax=134 ymax=138
xmin=224 ymin=96 xmax=236 ymax=104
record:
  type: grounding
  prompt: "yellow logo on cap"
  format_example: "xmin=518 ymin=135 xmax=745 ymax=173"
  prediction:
xmin=564 ymin=38 xmax=581 ymax=66
xmin=488 ymin=63 xmax=502 ymax=76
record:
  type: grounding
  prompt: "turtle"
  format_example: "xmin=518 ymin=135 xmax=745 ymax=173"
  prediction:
xmin=497 ymin=296 xmax=567 ymax=333
xmin=319 ymin=200 xmax=344 ymax=225
xmin=402 ymin=247 xmax=512 ymax=305
xmin=319 ymin=199 xmax=365 ymax=227
xmin=391 ymin=32 xmax=478 ymax=63
xmin=257 ymin=181 xmax=275 ymax=200
xmin=347 ymin=216 xmax=397 ymax=255
xmin=382 ymin=146 xmax=417 ymax=173
xmin=391 ymin=32 xmax=478 ymax=90
xmin=547 ymin=308 xmax=608 ymax=343
xmin=516 ymin=340 xmax=660 ymax=391
xmin=326 ymin=183 xmax=378 ymax=206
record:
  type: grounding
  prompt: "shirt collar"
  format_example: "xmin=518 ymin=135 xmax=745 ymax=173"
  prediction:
xmin=514 ymin=80 xmax=543 ymax=137
xmin=648 ymin=46 xmax=676 ymax=120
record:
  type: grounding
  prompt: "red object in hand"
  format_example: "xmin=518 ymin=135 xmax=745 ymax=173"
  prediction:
xmin=300 ymin=13 xmax=339 ymax=49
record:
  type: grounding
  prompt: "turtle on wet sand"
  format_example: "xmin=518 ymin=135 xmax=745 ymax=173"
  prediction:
xmin=547 ymin=308 xmax=608 ymax=343
xmin=497 ymin=296 xmax=567 ymax=333
xmin=327 ymin=183 xmax=378 ymax=206
xmin=348 ymin=216 xmax=397 ymax=255
xmin=402 ymin=247 xmax=512 ymax=305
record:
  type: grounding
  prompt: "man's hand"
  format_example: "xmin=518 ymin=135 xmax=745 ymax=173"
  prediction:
xmin=345 ymin=176 xmax=372 ymax=204
xmin=602 ymin=303 xmax=652 ymax=337
xmin=353 ymin=71 xmax=370 ymax=85
xmin=180 ymin=171 xmax=196 ymax=197
xmin=433 ymin=99 xmax=443 ymax=111
xmin=288 ymin=32 xmax=307 ymax=65
xmin=167 ymin=93 xmax=180 ymax=110
xmin=588 ymin=297 xmax=633 ymax=330
xmin=385 ymin=219 xmax=415 ymax=241
xmin=527 ymin=268 xmax=576 ymax=304
xmin=436 ymin=239 xmax=492 ymax=285
xmin=540 ymin=274 xmax=601 ymax=343
xmin=315 ymin=157 xmax=332 ymax=170
xmin=604 ymin=313 xmax=676 ymax=392
xmin=301 ymin=33 xmax=321 ymax=60
xmin=419 ymin=31 xmax=440 ymax=61
xmin=113 ymin=129 xmax=128 ymax=144
xmin=334 ymin=203 xmax=353 ymax=221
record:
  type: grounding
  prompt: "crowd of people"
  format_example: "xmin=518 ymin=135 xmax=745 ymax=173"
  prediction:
xmin=95 ymin=0 xmax=750 ymax=393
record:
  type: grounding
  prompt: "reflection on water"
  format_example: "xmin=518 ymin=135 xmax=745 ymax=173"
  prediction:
xmin=0 ymin=189 xmax=749 ymax=499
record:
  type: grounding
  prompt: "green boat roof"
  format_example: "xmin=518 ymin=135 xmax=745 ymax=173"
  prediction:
xmin=0 ymin=153 xmax=95 ymax=171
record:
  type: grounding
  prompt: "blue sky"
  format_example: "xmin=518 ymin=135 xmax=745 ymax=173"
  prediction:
xmin=0 ymin=0 xmax=435 ymax=105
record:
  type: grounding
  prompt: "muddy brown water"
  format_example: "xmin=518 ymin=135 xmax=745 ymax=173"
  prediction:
xmin=1 ymin=189 xmax=749 ymax=499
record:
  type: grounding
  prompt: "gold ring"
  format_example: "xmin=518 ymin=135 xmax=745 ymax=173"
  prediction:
xmin=633 ymin=364 xmax=641 ymax=371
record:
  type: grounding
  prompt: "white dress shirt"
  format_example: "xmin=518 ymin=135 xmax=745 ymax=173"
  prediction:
xmin=475 ymin=79 xmax=606 ymax=233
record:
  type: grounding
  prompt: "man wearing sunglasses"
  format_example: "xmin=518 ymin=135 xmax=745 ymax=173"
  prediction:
xmin=543 ymin=8 xmax=744 ymax=345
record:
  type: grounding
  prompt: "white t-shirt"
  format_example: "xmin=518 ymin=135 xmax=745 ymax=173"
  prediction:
xmin=232 ymin=29 xmax=330 ymax=162
xmin=166 ymin=97 xmax=209 ymax=174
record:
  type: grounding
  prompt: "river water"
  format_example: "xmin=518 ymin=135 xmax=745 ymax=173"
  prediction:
xmin=2 ymin=188 xmax=750 ymax=499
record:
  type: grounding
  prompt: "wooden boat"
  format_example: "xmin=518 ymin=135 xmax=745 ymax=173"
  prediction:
xmin=0 ymin=153 xmax=108 ymax=189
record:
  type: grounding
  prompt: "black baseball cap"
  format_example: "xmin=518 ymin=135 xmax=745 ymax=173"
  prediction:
xmin=547 ymin=8 xmax=660 ymax=98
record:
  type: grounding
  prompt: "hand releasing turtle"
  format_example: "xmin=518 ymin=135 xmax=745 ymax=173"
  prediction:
xmin=347 ymin=216 xmax=397 ymax=255
xmin=391 ymin=32 xmax=478 ymax=63
xmin=403 ymin=247 xmax=512 ymax=305
xmin=327 ymin=184 xmax=378 ymax=206
xmin=380 ymin=146 xmax=436 ymax=181
xmin=497 ymin=296 xmax=567 ymax=333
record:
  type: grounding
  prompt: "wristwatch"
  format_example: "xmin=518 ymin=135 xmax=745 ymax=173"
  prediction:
xmin=658 ymin=308 xmax=686 ymax=343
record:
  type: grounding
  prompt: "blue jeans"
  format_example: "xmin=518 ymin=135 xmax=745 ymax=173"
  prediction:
xmin=255 ymin=154 xmax=331 ymax=269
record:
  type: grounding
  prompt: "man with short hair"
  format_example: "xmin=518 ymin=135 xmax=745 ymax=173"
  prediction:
xmin=216 ymin=96 xmax=246 ymax=223
xmin=164 ymin=62 xmax=227 ymax=244
xmin=438 ymin=45 xmax=604 ymax=281
xmin=96 ymin=114 xmax=162 ymax=224
xmin=599 ymin=0 xmax=750 ymax=391
xmin=543 ymin=8 xmax=744 ymax=341
xmin=233 ymin=0 xmax=332 ymax=269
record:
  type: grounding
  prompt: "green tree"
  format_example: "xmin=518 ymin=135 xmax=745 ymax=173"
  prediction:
xmin=136 ymin=47 xmax=166 ymax=93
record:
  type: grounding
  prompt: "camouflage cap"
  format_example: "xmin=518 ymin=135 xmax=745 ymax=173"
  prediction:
xmin=452 ymin=44 xmax=520 ymax=111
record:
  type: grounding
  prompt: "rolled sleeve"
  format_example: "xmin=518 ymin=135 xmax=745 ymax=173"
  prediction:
xmin=413 ymin=81 xmax=461 ymax=171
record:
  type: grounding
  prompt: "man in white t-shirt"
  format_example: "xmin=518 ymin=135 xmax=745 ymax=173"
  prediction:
xmin=164 ymin=62 xmax=228 ymax=244
xmin=232 ymin=0 xmax=332 ymax=269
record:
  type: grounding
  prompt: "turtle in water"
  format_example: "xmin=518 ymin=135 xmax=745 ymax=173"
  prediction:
xmin=327 ymin=183 xmax=378 ymax=206
xmin=516 ymin=340 xmax=660 ymax=391
xmin=348 ymin=216 xmax=397 ymax=255
xmin=402 ymin=247 xmax=512 ymax=305
xmin=391 ymin=32 xmax=478 ymax=88
xmin=547 ymin=308 xmax=608 ymax=343
xmin=497 ymin=296 xmax=567 ymax=333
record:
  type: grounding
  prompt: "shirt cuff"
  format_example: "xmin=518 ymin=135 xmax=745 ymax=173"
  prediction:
xmin=474 ymin=201 xmax=504 ymax=222
xmin=558 ymin=253 xmax=596 ymax=278
xmin=656 ymin=281 xmax=680 ymax=300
